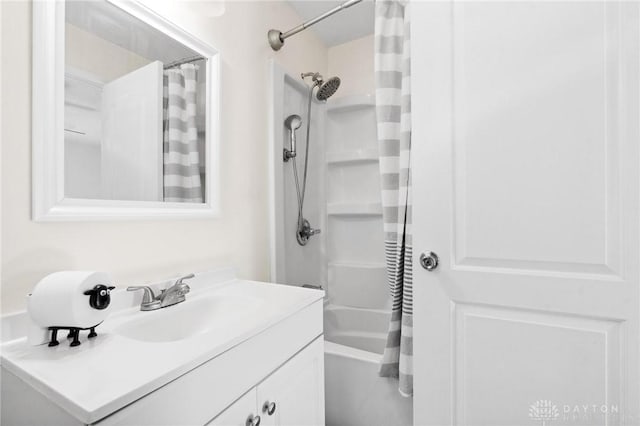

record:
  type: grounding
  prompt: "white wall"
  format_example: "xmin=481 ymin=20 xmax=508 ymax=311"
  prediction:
xmin=0 ymin=0 xmax=328 ymax=314
xmin=65 ymin=140 xmax=102 ymax=199
xmin=328 ymin=34 xmax=374 ymax=99
xmin=66 ymin=23 xmax=152 ymax=83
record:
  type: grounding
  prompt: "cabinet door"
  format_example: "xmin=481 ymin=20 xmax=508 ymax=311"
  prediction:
xmin=207 ymin=388 xmax=258 ymax=426
xmin=257 ymin=337 xmax=325 ymax=426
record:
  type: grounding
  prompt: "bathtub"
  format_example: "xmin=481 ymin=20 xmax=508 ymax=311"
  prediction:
xmin=323 ymin=304 xmax=413 ymax=426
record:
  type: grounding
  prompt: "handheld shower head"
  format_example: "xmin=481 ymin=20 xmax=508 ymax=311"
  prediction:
xmin=285 ymin=114 xmax=302 ymax=131
xmin=316 ymin=77 xmax=341 ymax=101
xmin=284 ymin=114 xmax=302 ymax=162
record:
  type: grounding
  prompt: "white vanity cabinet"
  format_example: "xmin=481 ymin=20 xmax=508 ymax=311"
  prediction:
xmin=1 ymin=277 xmax=325 ymax=426
xmin=210 ymin=337 xmax=325 ymax=426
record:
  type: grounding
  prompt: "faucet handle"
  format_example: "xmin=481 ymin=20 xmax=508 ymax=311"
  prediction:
xmin=127 ymin=286 xmax=157 ymax=304
xmin=174 ymin=273 xmax=195 ymax=286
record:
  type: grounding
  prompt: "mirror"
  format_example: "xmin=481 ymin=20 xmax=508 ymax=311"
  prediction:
xmin=32 ymin=1 xmax=219 ymax=220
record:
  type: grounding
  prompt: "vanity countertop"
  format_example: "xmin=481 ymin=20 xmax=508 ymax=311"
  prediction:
xmin=0 ymin=269 xmax=324 ymax=424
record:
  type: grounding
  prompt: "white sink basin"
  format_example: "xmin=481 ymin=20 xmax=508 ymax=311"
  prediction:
xmin=113 ymin=292 xmax=264 ymax=343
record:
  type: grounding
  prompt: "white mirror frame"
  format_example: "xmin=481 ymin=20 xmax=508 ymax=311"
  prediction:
xmin=32 ymin=0 xmax=220 ymax=221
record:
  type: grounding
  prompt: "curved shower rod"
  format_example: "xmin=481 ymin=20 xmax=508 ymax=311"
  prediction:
xmin=268 ymin=0 xmax=363 ymax=51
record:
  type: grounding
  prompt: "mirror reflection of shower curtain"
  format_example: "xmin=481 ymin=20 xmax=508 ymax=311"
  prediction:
xmin=163 ymin=64 xmax=203 ymax=203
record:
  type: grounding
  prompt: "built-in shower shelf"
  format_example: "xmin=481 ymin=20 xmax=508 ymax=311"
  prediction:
xmin=326 ymin=94 xmax=375 ymax=113
xmin=327 ymin=202 xmax=382 ymax=216
xmin=326 ymin=148 xmax=379 ymax=165
xmin=65 ymin=99 xmax=99 ymax=111
xmin=328 ymin=261 xmax=386 ymax=269
xmin=327 ymin=262 xmax=388 ymax=309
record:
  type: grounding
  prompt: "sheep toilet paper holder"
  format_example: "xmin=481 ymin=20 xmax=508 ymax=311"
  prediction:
xmin=46 ymin=284 xmax=116 ymax=347
xmin=27 ymin=271 xmax=116 ymax=348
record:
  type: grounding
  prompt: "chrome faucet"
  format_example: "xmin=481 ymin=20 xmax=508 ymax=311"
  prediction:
xmin=127 ymin=274 xmax=194 ymax=311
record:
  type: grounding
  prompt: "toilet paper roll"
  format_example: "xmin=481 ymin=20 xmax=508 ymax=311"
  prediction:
xmin=27 ymin=271 xmax=114 ymax=330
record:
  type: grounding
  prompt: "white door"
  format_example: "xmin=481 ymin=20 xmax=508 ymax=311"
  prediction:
xmin=101 ymin=60 xmax=163 ymax=201
xmin=412 ymin=2 xmax=639 ymax=426
xmin=257 ymin=338 xmax=325 ymax=426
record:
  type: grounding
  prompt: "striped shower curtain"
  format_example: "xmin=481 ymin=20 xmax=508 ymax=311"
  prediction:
xmin=163 ymin=64 xmax=203 ymax=203
xmin=375 ymin=0 xmax=413 ymax=397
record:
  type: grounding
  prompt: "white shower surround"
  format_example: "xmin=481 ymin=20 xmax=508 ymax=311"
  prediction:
xmin=325 ymin=341 xmax=413 ymax=426
xmin=269 ymin=61 xmax=412 ymax=425
xmin=269 ymin=62 xmax=327 ymax=289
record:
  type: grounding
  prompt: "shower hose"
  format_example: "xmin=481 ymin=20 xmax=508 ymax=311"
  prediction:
xmin=291 ymin=84 xmax=315 ymax=235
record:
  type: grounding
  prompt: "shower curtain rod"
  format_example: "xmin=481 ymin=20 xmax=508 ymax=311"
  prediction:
xmin=268 ymin=0 xmax=363 ymax=51
xmin=164 ymin=55 xmax=205 ymax=69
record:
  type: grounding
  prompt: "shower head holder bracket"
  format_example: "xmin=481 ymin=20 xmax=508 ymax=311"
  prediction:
xmin=283 ymin=148 xmax=296 ymax=162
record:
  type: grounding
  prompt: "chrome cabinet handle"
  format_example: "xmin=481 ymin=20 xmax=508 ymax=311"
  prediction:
xmin=262 ymin=401 xmax=277 ymax=415
xmin=246 ymin=414 xmax=261 ymax=426
xmin=419 ymin=252 xmax=439 ymax=271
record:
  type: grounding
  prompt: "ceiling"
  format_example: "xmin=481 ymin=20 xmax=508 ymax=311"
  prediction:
xmin=286 ymin=0 xmax=375 ymax=47
xmin=66 ymin=1 xmax=199 ymax=65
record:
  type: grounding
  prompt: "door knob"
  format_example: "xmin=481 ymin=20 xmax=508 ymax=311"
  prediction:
xmin=419 ymin=252 xmax=439 ymax=271
xmin=262 ymin=401 xmax=277 ymax=415
xmin=246 ymin=414 xmax=261 ymax=426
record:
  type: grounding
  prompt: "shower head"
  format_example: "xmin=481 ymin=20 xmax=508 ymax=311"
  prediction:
xmin=316 ymin=77 xmax=341 ymax=101
xmin=301 ymin=72 xmax=341 ymax=101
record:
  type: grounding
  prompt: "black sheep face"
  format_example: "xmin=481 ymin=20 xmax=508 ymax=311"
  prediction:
xmin=83 ymin=285 xmax=116 ymax=310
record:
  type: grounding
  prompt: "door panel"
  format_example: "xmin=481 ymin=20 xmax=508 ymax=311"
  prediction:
xmin=101 ymin=60 xmax=163 ymax=201
xmin=455 ymin=304 xmax=620 ymax=426
xmin=452 ymin=2 xmax=619 ymax=275
xmin=412 ymin=2 xmax=639 ymax=425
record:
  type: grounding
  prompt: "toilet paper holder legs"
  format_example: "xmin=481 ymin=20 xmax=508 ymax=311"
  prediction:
xmin=47 ymin=324 xmax=101 ymax=347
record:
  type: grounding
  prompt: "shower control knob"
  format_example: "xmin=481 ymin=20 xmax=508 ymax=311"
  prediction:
xmin=419 ymin=252 xmax=439 ymax=271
